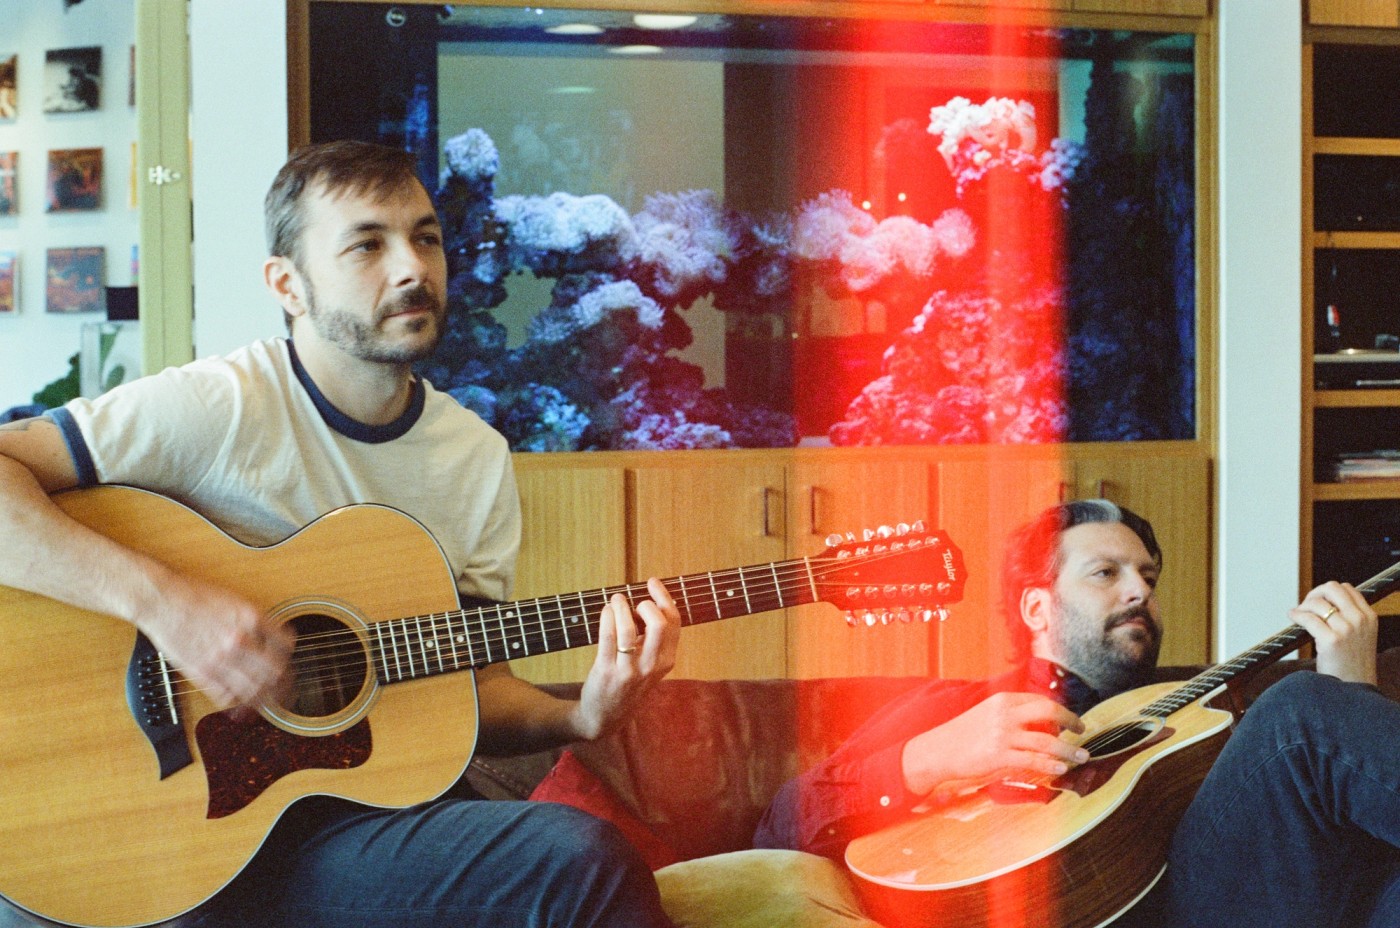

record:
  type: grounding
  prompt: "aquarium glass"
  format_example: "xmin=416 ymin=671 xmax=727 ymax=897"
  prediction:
xmin=308 ymin=4 xmax=1196 ymax=451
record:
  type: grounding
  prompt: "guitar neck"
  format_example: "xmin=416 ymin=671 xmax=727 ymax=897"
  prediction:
xmin=368 ymin=558 xmax=820 ymax=684
xmin=1141 ymin=558 xmax=1400 ymax=718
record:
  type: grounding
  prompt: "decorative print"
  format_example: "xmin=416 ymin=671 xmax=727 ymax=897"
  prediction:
xmin=46 ymin=246 xmax=104 ymax=314
xmin=44 ymin=46 xmax=101 ymax=113
xmin=46 ymin=147 xmax=102 ymax=212
xmin=0 ymin=54 xmax=16 ymax=119
xmin=0 ymin=251 xmax=16 ymax=314
xmin=0 ymin=151 xmax=16 ymax=215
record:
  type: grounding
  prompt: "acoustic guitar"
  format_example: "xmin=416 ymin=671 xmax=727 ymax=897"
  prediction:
xmin=845 ymin=560 xmax=1400 ymax=928
xmin=0 ymin=484 xmax=965 ymax=928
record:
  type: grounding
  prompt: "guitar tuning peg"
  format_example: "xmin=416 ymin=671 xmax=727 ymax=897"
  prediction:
xmin=895 ymin=522 xmax=911 ymax=536
xmin=935 ymin=606 xmax=951 ymax=622
xmin=825 ymin=532 xmax=845 ymax=548
xmin=918 ymin=608 xmax=936 ymax=623
xmin=862 ymin=528 xmax=876 ymax=542
xmin=896 ymin=608 xmax=912 ymax=623
xmin=879 ymin=611 xmax=894 ymax=626
xmin=862 ymin=610 xmax=879 ymax=627
xmin=845 ymin=610 xmax=858 ymax=627
xmin=846 ymin=532 xmax=857 ymax=543
xmin=912 ymin=519 xmax=926 ymax=532
xmin=876 ymin=525 xmax=894 ymax=539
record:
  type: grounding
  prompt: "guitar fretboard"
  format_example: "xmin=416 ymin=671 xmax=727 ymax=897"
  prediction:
xmin=367 ymin=560 xmax=817 ymax=684
xmin=1141 ymin=558 xmax=1400 ymax=718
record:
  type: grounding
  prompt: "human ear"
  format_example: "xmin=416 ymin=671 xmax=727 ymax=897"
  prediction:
xmin=1020 ymin=586 xmax=1054 ymax=639
xmin=263 ymin=255 xmax=307 ymax=320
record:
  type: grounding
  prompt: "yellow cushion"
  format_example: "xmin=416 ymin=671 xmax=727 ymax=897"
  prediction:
xmin=655 ymin=849 xmax=883 ymax=928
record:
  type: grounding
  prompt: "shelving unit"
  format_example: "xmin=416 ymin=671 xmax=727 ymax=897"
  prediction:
xmin=1302 ymin=34 xmax=1400 ymax=621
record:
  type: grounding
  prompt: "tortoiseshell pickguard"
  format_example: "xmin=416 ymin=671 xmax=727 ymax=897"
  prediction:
xmin=195 ymin=711 xmax=372 ymax=819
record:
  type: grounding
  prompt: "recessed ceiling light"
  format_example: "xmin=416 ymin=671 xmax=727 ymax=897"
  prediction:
xmin=545 ymin=23 xmax=604 ymax=35
xmin=632 ymin=14 xmax=697 ymax=30
xmin=609 ymin=44 xmax=663 ymax=55
xmin=549 ymin=85 xmax=597 ymax=94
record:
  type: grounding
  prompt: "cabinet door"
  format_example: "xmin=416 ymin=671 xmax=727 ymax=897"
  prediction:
xmin=1074 ymin=453 xmax=1212 ymax=667
xmin=1073 ymin=0 xmax=1208 ymax=13
xmin=509 ymin=464 xmax=628 ymax=683
xmin=1307 ymin=0 xmax=1400 ymax=27
xmin=935 ymin=456 xmax=1075 ymax=680
xmin=786 ymin=459 xmax=934 ymax=679
xmin=630 ymin=462 xmax=789 ymax=680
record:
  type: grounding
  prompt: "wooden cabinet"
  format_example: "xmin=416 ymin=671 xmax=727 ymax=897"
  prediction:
xmin=1308 ymin=0 xmax=1400 ymax=28
xmin=1073 ymin=0 xmax=1208 ymax=14
xmin=507 ymin=445 xmax=1211 ymax=685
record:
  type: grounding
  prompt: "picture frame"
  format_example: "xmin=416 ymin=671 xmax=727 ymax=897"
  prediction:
xmin=0 ymin=251 xmax=16 ymax=314
xmin=0 ymin=54 xmax=16 ymax=120
xmin=46 ymin=246 xmax=105 ymax=314
xmin=0 ymin=151 xmax=16 ymax=215
xmin=44 ymin=46 xmax=101 ymax=114
xmin=46 ymin=147 xmax=103 ymax=212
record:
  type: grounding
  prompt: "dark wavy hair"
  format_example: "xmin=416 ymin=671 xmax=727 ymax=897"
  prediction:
xmin=1000 ymin=499 xmax=1162 ymax=663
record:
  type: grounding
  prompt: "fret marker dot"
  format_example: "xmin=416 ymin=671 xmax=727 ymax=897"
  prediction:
xmin=511 ymin=642 xmax=521 ymax=650
xmin=455 ymin=635 xmax=465 ymax=643
xmin=726 ymin=591 xmax=735 ymax=597
xmin=426 ymin=641 xmax=436 ymax=649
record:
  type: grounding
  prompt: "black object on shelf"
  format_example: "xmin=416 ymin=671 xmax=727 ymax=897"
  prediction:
xmin=105 ymin=286 xmax=137 ymax=322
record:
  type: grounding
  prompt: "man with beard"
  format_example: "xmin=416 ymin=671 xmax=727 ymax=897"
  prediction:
xmin=0 ymin=141 xmax=681 ymax=928
xmin=756 ymin=499 xmax=1399 ymax=927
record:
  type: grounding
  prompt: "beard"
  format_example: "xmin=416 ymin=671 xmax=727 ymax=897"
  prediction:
xmin=304 ymin=281 xmax=445 ymax=364
xmin=1052 ymin=598 xmax=1162 ymax=697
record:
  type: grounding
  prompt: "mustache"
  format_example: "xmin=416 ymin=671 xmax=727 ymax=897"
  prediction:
xmin=381 ymin=286 xmax=441 ymax=318
xmin=1106 ymin=605 xmax=1157 ymax=636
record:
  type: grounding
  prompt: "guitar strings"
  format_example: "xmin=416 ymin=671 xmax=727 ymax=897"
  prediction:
xmin=151 ymin=547 xmax=943 ymax=700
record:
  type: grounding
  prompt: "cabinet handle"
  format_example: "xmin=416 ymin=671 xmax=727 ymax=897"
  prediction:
xmin=762 ymin=486 xmax=779 ymax=537
xmin=1058 ymin=481 xmax=1072 ymax=503
xmin=1097 ymin=479 xmax=1111 ymax=500
xmin=808 ymin=485 xmax=822 ymax=536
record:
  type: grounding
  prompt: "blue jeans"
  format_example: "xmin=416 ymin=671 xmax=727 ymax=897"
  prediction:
xmin=1126 ymin=672 xmax=1400 ymax=927
xmin=188 ymin=795 xmax=674 ymax=928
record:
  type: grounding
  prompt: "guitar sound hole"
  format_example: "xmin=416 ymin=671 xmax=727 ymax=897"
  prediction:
xmin=1083 ymin=720 xmax=1162 ymax=759
xmin=277 ymin=613 xmax=371 ymax=719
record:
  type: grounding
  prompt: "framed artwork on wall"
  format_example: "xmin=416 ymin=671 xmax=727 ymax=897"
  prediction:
xmin=46 ymin=147 xmax=102 ymax=212
xmin=0 ymin=251 xmax=16 ymax=314
xmin=46 ymin=246 xmax=104 ymax=314
xmin=44 ymin=46 xmax=101 ymax=113
xmin=0 ymin=54 xmax=16 ymax=120
xmin=0 ymin=152 xmax=15 ymax=215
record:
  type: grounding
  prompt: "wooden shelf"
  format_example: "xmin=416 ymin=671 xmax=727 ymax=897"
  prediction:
xmin=1313 ymin=479 xmax=1400 ymax=501
xmin=1313 ymin=230 xmax=1400 ymax=248
xmin=1314 ymin=389 xmax=1400 ymax=407
xmin=1313 ymin=136 xmax=1400 ymax=156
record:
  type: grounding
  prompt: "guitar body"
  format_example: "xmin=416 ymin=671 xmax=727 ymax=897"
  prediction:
xmin=846 ymin=682 xmax=1234 ymax=928
xmin=0 ymin=486 xmax=478 ymax=928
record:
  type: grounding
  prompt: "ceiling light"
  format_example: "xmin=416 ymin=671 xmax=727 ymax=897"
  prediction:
xmin=609 ymin=44 xmax=663 ymax=55
xmin=549 ymin=86 xmax=597 ymax=94
xmin=545 ymin=23 xmax=604 ymax=35
xmin=632 ymin=13 xmax=697 ymax=30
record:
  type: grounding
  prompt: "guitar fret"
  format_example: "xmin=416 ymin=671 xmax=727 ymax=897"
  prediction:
xmin=677 ymin=575 xmax=694 ymax=626
xmin=535 ymin=599 xmax=552 ymax=652
xmin=373 ymin=622 xmax=392 ymax=682
xmin=429 ymin=615 xmax=446 ymax=674
xmin=555 ymin=594 xmax=571 ymax=649
xmin=708 ymin=572 xmax=723 ymax=620
xmin=803 ymin=556 xmax=818 ymax=604
xmin=445 ymin=612 xmax=461 ymax=670
xmin=410 ymin=615 xmax=426 ymax=678
xmin=460 ymin=610 xmax=477 ymax=666
xmin=738 ymin=567 xmax=753 ymax=614
xmin=579 ymin=591 xmax=593 ymax=644
xmin=770 ymin=563 xmax=784 ymax=608
xmin=513 ymin=606 xmax=529 ymax=657
xmin=389 ymin=620 xmax=406 ymax=681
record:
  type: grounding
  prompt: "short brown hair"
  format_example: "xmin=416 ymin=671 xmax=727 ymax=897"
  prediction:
xmin=264 ymin=140 xmax=424 ymax=266
xmin=1000 ymin=499 xmax=1162 ymax=663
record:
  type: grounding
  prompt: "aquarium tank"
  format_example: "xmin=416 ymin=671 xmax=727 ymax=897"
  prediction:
xmin=307 ymin=4 xmax=1196 ymax=451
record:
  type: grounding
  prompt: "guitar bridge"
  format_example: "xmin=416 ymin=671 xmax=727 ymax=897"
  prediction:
xmin=125 ymin=632 xmax=194 ymax=780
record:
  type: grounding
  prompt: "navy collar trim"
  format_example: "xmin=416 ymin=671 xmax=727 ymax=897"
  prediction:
xmin=287 ymin=341 xmax=425 ymax=444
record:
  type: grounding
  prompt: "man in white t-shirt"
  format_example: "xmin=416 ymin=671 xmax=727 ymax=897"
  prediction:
xmin=0 ymin=140 xmax=682 ymax=927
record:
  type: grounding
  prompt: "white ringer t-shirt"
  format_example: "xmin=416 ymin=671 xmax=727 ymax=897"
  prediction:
xmin=49 ymin=338 xmax=520 ymax=603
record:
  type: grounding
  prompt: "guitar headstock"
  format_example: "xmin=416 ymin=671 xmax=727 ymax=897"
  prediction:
xmin=815 ymin=522 xmax=967 ymax=627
